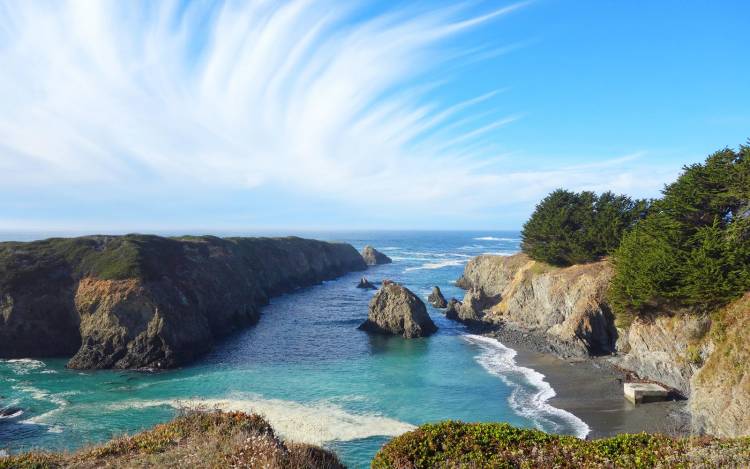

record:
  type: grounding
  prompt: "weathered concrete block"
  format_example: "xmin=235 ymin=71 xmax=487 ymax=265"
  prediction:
xmin=624 ymin=382 xmax=668 ymax=404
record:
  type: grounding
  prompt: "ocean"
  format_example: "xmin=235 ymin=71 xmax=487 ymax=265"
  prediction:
xmin=0 ymin=231 xmax=588 ymax=468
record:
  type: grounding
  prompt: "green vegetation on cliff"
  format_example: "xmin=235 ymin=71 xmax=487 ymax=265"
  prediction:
xmin=0 ymin=235 xmax=183 ymax=284
xmin=521 ymin=189 xmax=647 ymax=266
xmin=611 ymin=143 xmax=750 ymax=317
xmin=372 ymin=421 xmax=750 ymax=469
xmin=0 ymin=410 xmax=343 ymax=469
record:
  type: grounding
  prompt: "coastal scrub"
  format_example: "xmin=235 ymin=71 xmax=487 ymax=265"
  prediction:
xmin=0 ymin=410 xmax=344 ymax=469
xmin=372 ymin=421 xmax=750 ymax=468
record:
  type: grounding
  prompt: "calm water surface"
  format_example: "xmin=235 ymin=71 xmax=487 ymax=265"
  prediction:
xmin=0 ymin=231 xmax=587 ymax=468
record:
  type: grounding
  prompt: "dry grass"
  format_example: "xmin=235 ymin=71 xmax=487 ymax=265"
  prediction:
xmin=0 ymin=410 xmax=345 ymax=469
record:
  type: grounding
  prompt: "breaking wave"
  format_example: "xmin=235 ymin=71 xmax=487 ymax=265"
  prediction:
xmin=473 ymin=237 xmax=519 ymax=242
xmin=404 ymin=259 xmax=466 ymax=271
xmin=463 ymin=334 xmax=590 ymax=439
xmin=2 ymin=359 xmax=46 ymax=375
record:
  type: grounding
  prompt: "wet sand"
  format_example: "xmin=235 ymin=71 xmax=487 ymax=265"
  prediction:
xmin=485 ymin=330 xmax=690 ymax=439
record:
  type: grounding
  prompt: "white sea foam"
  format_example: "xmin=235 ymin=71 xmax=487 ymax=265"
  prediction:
xmin=457 ymin=244 xmax=483 ymax=250
xmin=404 ymin=259 xmax=465 ymax=271
xmin=473 ymin=237 xmax=519 ymax=242
xmin=463 ymin=334 xmax=590 ymax=439
xmin=15 ymin=384 xmax=72 ymax=432
xmin=2 ymin=359 xmax=46 ymax=374
xmin=104 ymin=395 xmax=416 ymax=445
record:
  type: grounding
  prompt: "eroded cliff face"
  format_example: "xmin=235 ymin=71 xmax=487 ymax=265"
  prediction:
xmin=455 ymin=252 xmax=750 ymax=438
xmin=613 ymin=314 xmax=710 ymax=396
xmin=456 ymin=253 xmax=617 ymax=357
xmin=0 ymin=235 xmax=366 ymax=369
xmin=689 ymin=294 xmax=750 ymax=438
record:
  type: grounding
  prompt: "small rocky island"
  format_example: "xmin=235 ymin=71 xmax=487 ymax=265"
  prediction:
xmin=359 ymin=282 xmax=437 ymax=338
xmin=356 ymin=276 xmax=377 ymax=289
xmin=427 ymin=286 xmax=447 ymax=308
xmin=361 ymin=245 xmax=392 ymax=265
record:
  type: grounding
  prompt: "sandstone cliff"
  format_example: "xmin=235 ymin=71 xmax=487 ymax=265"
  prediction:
xmin=456 ymin=253 xmax=617 ymax=356
xmin=0 ymin=235 xmax=366 ymax=369
xmin=613 ymin=314 xmax=710 ymax=396
xmin=455 ymin=252 xmax=750 ymax=437
xmin=690 ymin=293 xmax=750 ymax=438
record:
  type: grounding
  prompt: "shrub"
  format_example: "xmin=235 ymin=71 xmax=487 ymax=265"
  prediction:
xmin=0 ymin=410 xmax=345 ymax=469
xmin=521 ymin=189 xmax=647 ymax=266
xmin=372 ymin=421 xmax=750 ymax=469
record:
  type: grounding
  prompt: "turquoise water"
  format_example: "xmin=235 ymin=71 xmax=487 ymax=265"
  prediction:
xmin=0 ymin=231 xmax=588 ymax=468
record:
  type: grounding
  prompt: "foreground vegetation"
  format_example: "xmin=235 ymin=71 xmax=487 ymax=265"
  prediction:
xmin=372 ymin=421 xmax=750 ymax=469
xmin=0 ymin=410 xmax=344 ymax=469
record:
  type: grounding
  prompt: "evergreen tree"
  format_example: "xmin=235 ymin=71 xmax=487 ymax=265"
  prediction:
xmin=611 ymin=143 xmax=750 ymax=317
xmin=521 ymin=189 xmax=646 ymax=266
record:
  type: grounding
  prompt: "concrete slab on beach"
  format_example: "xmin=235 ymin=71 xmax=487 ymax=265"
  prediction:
xmin=624 ymin=382 xmax=669 ymax=404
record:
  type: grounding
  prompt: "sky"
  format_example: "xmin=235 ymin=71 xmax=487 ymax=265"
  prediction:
xmin=0 ymin=0 xmax=748 ymax=233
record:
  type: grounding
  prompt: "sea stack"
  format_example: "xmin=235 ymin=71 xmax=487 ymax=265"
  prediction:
xmin=427 ymin=286 xmax=447 ymax=308
xmin=445 ymin=298 xmax=461 ymax=320
xmin=359 ymin=283 xmax=437 ymax=338
xmin=361 ymin=245 xmax=392 ymax=265
xmin=356 ymin=277 xmax=377 ymax=289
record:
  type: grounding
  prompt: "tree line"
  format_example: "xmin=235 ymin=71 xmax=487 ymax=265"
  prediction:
xmin=520 ymin=142 xmax=750 ymax=318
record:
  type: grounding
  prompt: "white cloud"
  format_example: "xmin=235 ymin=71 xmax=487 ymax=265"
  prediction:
xmin=0 ymin=0 xmax=679 ymax=230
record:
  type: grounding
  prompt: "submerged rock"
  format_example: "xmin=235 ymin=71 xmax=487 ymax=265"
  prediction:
xmin=356 ymin=277 xmax=377 ymax=289
xmin=427 ymin=286 xmax=447 ymax=308
xmin=0 ymin=406 xmax=23 ymax=419
xmin=361 ymin=245 xmax=392 ymax=265
xmin=359 ymin=283 xmax=437 ymax=338
xmin=445 ymin=298 xmax=461 ymax=320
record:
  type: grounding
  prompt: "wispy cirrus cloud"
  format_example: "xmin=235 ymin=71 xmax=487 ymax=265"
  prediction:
xmin=0 ymin=0 xmax=677 ymax=230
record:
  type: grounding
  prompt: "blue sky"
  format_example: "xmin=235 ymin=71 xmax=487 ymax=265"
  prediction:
xmin=0 ymin=0 xmax=748 ymax=232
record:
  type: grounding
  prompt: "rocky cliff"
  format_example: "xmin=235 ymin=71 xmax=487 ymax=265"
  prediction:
xmin=456 ymin=253 xmax=617 ymax=357
xmin=613 ymin=314 xmax=710 ymax=396
xmin=0 ymin=234 xmax=366 ymax=369
xmin=456 ymin=252 xmax=750 ymax=437
xmin=689 ymin=293 xmax=750 ymax=438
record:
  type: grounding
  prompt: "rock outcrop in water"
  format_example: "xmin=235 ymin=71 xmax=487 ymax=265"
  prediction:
xmin=0 ymin=235 xmax=366 ymax=369
xmin=427 ymin=286 xmax=447 ymax=308
xmin=359 ymin=283 xmax=437 ymax=338
xmin=444 ymin=298 xmax=461 ymax=320
xmin=361 ymin=245 xmax=392 ymax=265
xmin=356 ymin=277 xmax=377 ymax=289
xmin=456 ymin=252 xmax=750 ymax=438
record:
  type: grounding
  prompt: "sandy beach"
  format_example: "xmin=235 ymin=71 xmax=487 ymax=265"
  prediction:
xmin=485 ymin=328 xmax=690 ymax=439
